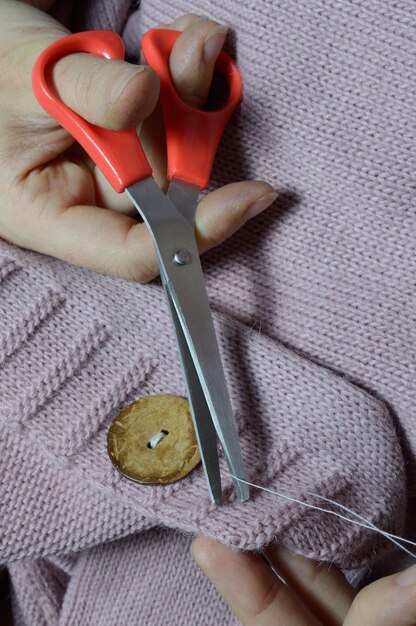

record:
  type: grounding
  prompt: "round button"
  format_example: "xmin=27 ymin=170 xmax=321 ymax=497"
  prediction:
xmin=107 ymin=395 xmax=201 ymax=484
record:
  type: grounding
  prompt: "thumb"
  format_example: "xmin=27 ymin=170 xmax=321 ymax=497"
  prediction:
xmin=344 ymin=562 xmax=416 ymax=626
xmin=51 ymin=53 xmax=160 ymax=130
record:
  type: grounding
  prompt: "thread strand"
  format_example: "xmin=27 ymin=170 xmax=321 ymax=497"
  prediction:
xmin=230 ymin=475 xmax=416 ymax=560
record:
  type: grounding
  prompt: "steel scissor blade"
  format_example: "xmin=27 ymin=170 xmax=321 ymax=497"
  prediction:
xmin=165 ymin=276 xmax=249 ymax=503
xmin=167 ymin=178 xmax=200 ymax=226
xmin=163 ymin=281 xmax=223 ymax=505
xmin=126 ymin=178 xmax=249 ymax=503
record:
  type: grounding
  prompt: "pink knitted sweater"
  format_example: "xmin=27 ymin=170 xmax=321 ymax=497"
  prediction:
xmin=3 ymin=1 xmax=415 ymax=624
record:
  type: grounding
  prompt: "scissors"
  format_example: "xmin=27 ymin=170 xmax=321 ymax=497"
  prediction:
xmin=32 ymin=29 xmax=249 ymax=505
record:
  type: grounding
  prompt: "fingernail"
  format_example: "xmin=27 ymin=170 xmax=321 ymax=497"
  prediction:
xmin=111 ymin=66 xmax=145 ymax=103
xmin=245 ymin=191 xmax=278 ymax=220
xmin=204 ymin=26 xmax=228 ymax=64
xmin=396 ymin=564 xmax=416 ymax=586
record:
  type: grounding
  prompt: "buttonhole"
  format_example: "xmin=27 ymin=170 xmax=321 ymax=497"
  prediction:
xmin=148 ymin=430 xmax=169 ymax=449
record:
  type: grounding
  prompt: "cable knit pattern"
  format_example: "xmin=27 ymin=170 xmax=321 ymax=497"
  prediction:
xmin=4 ymin=0 xmax=415 ymax=624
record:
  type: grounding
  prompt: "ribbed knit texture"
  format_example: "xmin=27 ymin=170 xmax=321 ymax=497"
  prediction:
xmin=4 ymin=0 xmax=415 ymax=624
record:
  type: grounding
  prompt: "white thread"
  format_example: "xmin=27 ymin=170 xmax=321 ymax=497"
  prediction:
xmin=309 ymin=492 xmax=416 ymax=555
xmin=230 ymin=475 xmax=416 ymax=560
xmin=148 ymin=430 xmax=168 ymax=449
xmin=307 ymin=492 xmax=415 ymax=559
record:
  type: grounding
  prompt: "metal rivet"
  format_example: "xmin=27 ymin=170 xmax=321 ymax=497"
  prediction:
xmin=173 ymin=249 xmax=191 ymax=265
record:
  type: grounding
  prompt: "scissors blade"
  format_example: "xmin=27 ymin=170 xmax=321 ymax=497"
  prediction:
xmin=163 ymin=283 xmax=223 ymax=505
xmin=126 ymin=178 xmax=249 ymax=503
xmin=166 ymin=276 xmax=249 ymax=502
xmin=167 ymin=178 xmax=200 ymax=226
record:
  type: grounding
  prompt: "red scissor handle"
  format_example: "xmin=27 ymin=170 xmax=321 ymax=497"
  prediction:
xmin=32 ymin=31 xmax=152 ymax=192
xmin=33 ymin=30 xmax=242 ymax=193
xmin=142 ymin=29 xmax=242 ymax=189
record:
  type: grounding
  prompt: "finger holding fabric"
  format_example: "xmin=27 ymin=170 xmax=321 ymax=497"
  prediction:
xmin=192 ymin=537 xmax=327 ymax=625
xmin=192 ymin=537 xmax=416 ymax=626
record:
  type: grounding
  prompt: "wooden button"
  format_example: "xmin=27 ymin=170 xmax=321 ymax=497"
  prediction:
xmin=107 ymin=395 xmax=201 ymax=484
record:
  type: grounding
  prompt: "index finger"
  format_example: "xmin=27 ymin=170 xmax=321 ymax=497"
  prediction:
xmin=265 ymin=545 xmax=355 ymax=625
xmin=191 ymin=537 xmax=324 ymax=626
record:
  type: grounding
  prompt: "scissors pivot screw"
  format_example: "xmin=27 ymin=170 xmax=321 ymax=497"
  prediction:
xmin=173 ymin=249 xmax=192 ymax=266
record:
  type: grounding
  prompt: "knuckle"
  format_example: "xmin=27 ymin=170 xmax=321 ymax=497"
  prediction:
xmin=125 ymin=258 xmax=159 ymax=284
xmin=196 ymin=227 xmax=222 ymax=252
xmin=74 ymin=66 xmax=95 ymax=113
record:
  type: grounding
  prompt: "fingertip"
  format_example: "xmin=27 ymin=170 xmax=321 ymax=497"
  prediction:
xmin=191 ymin=536 xmax=215 ymax=569
xmin=191 ymin=537 xmax=237 ymax=579
xmin=192 ymin=540 xmax=294 ymax=624
xmin=168 ymin=18 xmax=228 ymax=108
xmin=194 ymin=180 xmax=277 ymax=253
xmin=108 ymin=65 xmax=160 ymax=130
xmin=244 ymin=189 xmax=278 ymax=220
xmin=203 ymin=26 xmax=228 ymax=65
xmin=245 ymin=180 xmax=277 ymax=201
xmin=344 ymin=568 xmax=416 ymax=626
xmin=395 ymin=563 xmax=416 ymax=587
xmin=157 ymin=13 xmax=206 ymax=32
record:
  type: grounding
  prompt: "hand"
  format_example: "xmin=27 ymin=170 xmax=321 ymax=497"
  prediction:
xmin=0 ymin=4 xmax=276 ymax=281
xmin=192 ymin=537 xmax=416 ymax=625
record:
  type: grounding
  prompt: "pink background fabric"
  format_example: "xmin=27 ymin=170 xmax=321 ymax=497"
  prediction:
xmin=2 ymin=0 xmax=415 ymax=624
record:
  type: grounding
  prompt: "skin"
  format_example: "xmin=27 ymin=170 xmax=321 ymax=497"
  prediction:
xmin=192 ymin=537 xmax=416 ymax=625
xmin=0 ymin=1 xmax=277 ymax=281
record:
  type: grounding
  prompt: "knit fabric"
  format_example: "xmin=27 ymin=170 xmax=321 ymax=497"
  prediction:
xmin=3 ymin=0 xmax=415 ymax=624
xmin=2 ymin=242 xmax=402 ymax=560
xmin=10 ymin=530 xmax=240 ymax=626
